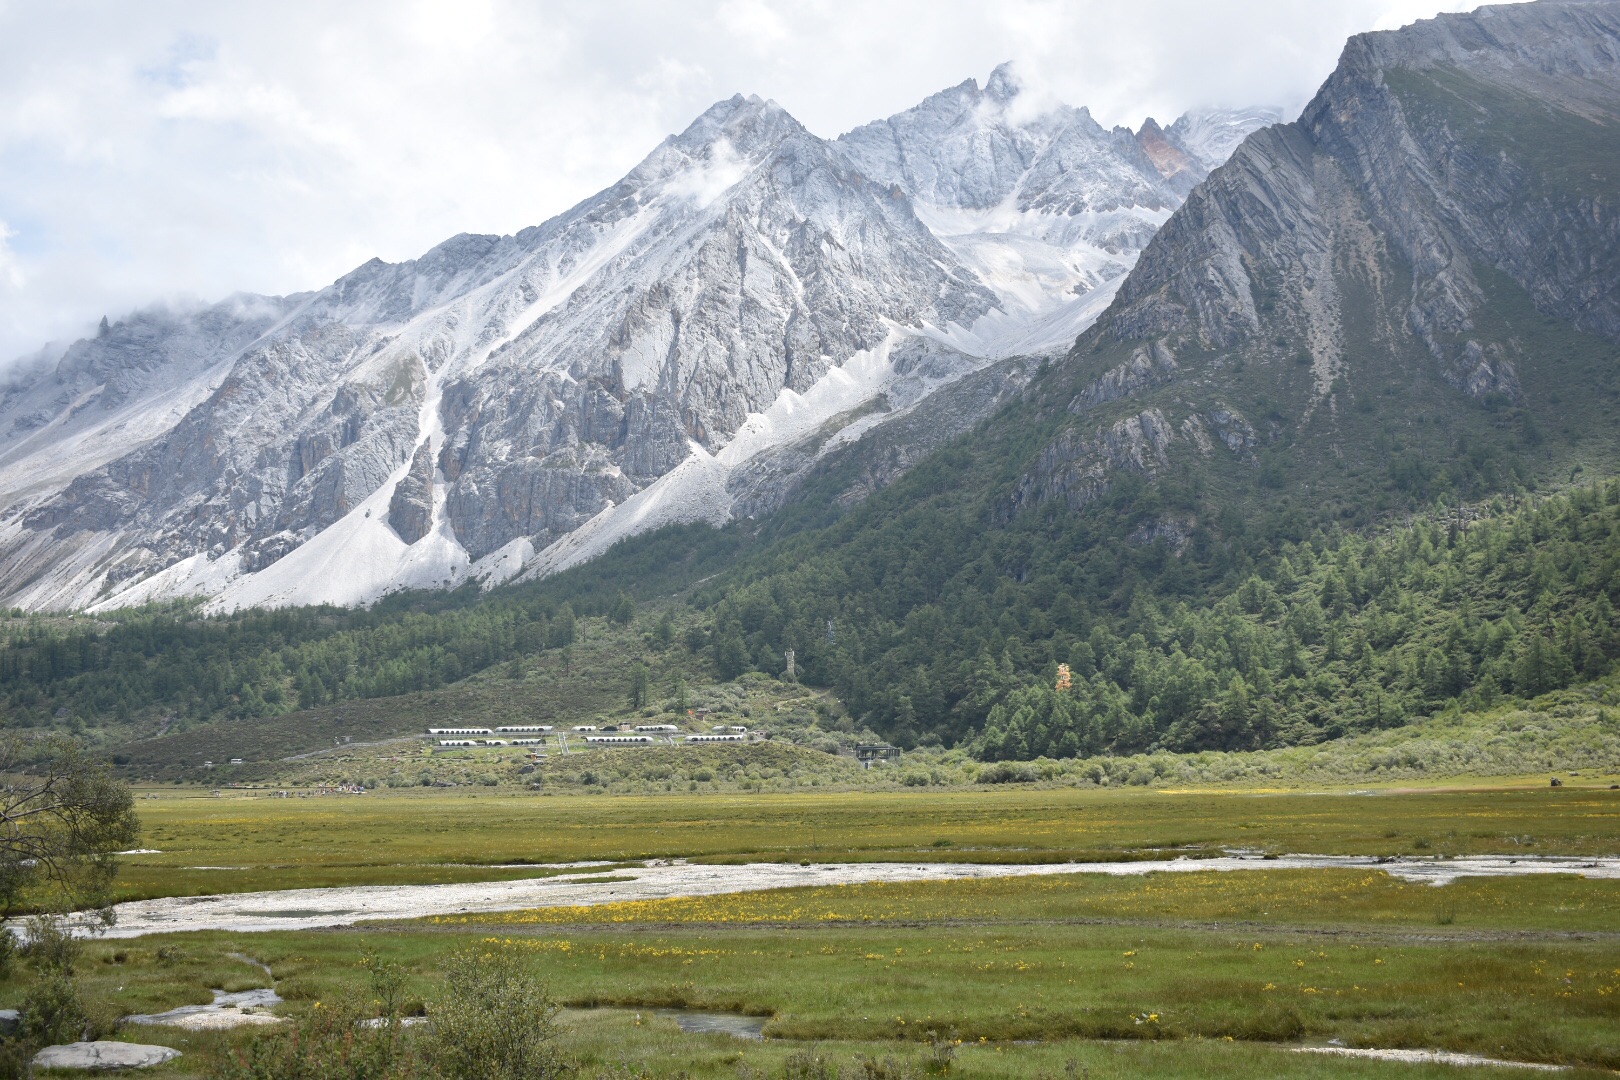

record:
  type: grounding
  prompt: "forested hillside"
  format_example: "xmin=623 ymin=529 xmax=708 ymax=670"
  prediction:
xmin=0 ymin=523 xmax=742 ymax=730
xmin=3 ymin=477 xmax=1618 ymax=763
xmin=704 ymin=477 xmax=1620 ymax=756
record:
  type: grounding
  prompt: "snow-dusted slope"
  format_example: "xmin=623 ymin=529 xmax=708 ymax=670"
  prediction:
xmin=1166 ymin=106 xmax=1286 ymax=171
xmin=0 ymin=74 xmax=1277 ymax=613
xmin=0 ymin=298 xmax=294 ymax=509
xmin=838 ymin=64 xmax=1275 ymax=359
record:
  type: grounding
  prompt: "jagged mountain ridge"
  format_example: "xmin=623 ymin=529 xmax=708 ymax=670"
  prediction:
xmin=1013 ymin=0 xmax=1620 ymax=528
xmin=0 ymin=69 xmax=1270 ymax=613
xmin=837 ymin=65 xmax=1282 ymax=357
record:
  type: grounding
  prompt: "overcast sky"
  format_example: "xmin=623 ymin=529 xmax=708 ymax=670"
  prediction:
xmin=0 ymin=0 xmax=1480 ymax=365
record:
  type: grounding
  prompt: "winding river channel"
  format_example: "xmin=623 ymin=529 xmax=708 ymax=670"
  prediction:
xmin=100 ymin=853 xmax=1620 ymax=937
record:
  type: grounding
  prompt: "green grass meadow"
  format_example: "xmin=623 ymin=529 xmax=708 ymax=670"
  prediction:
xmin=0 ymin=782 xmax=1614 ymax=1076
xmin=18 ymin=865 xmax=1620 ymax=1077
xmin=114 ymin=782 xmax=1620 ymax=900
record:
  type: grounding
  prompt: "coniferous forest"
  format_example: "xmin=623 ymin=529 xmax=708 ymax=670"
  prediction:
xmin=3 ymin=474 xmax=1617 ymax=763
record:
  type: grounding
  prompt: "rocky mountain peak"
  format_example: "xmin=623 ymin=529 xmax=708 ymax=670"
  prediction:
xmin=671 ymin=92 xmax=801 ymax=157
xmin=982 ymin=60 xmax=1022 ymax=103
xmin=1133 ymin=117 xmax=1198 ymax=185
xmin=0 ymin=61 xmax=1279 ymax=613
xmin=1020 ymin=0 xmax=1620 ymax=541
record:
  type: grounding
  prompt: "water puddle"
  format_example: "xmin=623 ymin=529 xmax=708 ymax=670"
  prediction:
xmin=573 ymin=1006 xmax=767 ymax=1040
xmin=253 ymin=909 xmax=355 ymax=919
xmin=1293 ymin=1045 xmax=1567 ymax=1071
xmin=656 ymin=1009 xmax=767 ymax=1039
xmin=124 ymin=955 xmax=283 ymax=1031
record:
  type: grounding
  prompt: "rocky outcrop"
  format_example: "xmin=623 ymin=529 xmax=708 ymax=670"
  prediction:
xmin=1071 ymin=342 xmax=1179 ymax=410
xmin=1013 ymin=408 xmax=1175 ymax=514
xmin=388 ymin=442 xmax=435 ymax=544
xmin=33 ymin=1042 xmax=181 ymax=1070
xmin=1206 ymin=405 xmax=1258 ymax=456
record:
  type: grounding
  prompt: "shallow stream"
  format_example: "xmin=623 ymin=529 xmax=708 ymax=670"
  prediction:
xmin=90 ymin=854 xmax=1620 ymax=937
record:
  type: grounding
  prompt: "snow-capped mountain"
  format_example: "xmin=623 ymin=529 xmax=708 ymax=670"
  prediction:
xmin=0 ymin=69 xmax=1275 ymax=613
xmin=838 ymin=66 xmax=1282 ymax=356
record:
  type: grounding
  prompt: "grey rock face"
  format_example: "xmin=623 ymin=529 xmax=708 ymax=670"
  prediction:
xmin=0 ymin=94 xmax=1000 ymax=604
xmin=1101 ymin=0 xmax=1620 ymax=364
xmin=33 ymin=1041 xmax=181 ymax=1070
xmin=1071 ymin=342 xmax=1179 ymax=410
xmin=13 ymin=322 xmax=419 ymax=593
xmin=388 ymin=442 xmax=434 ymax=544
xmin=1014 ymin=408 xmax=1175 ymax=514
xmin=1017 ymin=0 xmax=1620 ymax=522
xmin=0 ymin=297 xmax=291 ymax=509
xmin=1206 ymin=405 xmax=1258 ymax=455
xmin=432 ymin=96 xmax=1000 ymax=560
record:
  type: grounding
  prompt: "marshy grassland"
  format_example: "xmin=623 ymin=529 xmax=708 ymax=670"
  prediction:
xmin=23 ymin=864 xmax=1620 ymax=1076
xmin=3 ymin=781 xmax=1611 ymax=1076
xmin=115 ymin=781 xmax=1620 ymax=900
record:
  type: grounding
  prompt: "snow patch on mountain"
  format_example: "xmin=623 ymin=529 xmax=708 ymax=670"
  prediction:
xmin=909 ymin=199 xmax=1160 ymax=359
xmin=523 ymin=329 xmax=911 ymax=579
xmin=935 ymin=274 xmax=1126 ymax=361
xmin=1166 ymin=107 xmax=1286 ymax=171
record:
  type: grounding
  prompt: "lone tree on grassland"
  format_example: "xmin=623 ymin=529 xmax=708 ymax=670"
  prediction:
xmin=627 ymin=663 xmax=650 ymax=710
xmin=0 ymin=735 xmax=140 ymax=922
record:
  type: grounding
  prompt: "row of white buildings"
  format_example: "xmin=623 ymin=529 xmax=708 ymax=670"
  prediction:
xmin=426 ymin=723 xmax=752 ymax=749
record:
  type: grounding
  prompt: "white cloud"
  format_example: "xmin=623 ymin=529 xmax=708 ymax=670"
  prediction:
xmin=716 ymin=0 xmax=792 ymax=54
xmin=0 ymin=0 xmax=1481 ymax=365
xmin=0 ymin=221 xmax=21 ymax=291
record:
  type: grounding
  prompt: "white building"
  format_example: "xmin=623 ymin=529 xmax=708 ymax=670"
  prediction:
xmin=685 ymin=733 xmax=747 ymax=743
xmin=429 ymin=727 xmax=493 ymax=736
xmin=497 ymin=725 xmax=553 ymax=733
xmin=584 ymin=734 xmax=654 ymax=745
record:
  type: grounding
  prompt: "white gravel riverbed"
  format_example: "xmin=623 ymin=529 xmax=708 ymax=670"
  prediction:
xmin=93 ymin=853 xmax=1620 ymax=937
